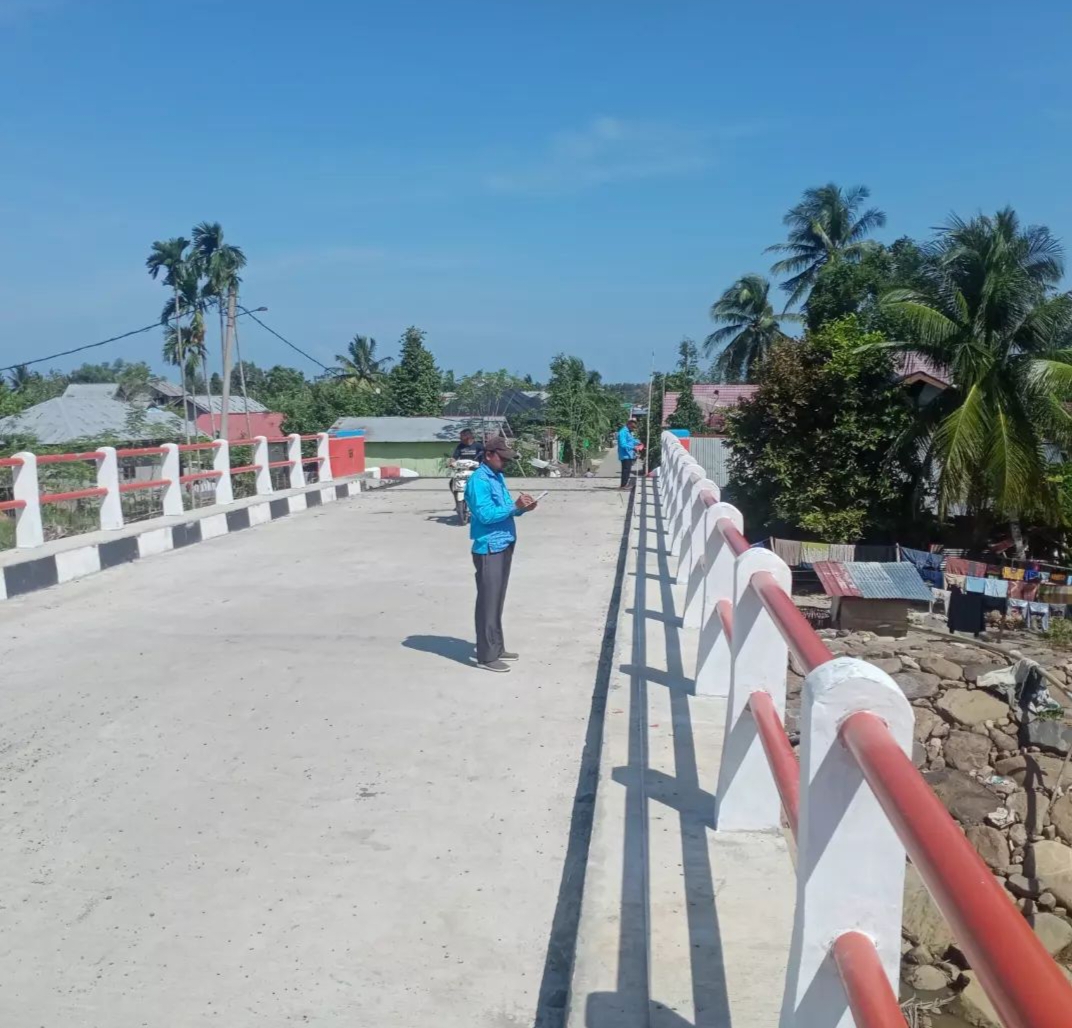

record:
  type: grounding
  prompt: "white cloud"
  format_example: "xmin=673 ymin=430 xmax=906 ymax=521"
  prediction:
xmin=485 ymin=116 xmax=719 ymax=195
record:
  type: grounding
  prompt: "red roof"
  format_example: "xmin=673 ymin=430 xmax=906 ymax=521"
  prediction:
xmin=195 ymin=412 xmax=286 ymax=442
xmin=662 ymin=385 xmax=758 ymax=424
xmin=894 ymin=352 xmax=950 ymax=387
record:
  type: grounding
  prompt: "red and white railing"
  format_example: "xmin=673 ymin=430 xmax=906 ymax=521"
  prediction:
xmin=0 ymin=433 xmax=332 ymax=549
xmin=658 ymin=431 xmax=1072 ymax=1028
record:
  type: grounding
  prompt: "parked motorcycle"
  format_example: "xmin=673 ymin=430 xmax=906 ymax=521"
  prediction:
xmin=449 ymin=459 xmax=481 ymax=525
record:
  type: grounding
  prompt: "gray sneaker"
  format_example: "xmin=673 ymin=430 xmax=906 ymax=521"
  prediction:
xmin=500 ymin=651 xmax=519 ymax=661
xmin=478 ymin=659 xmax=511 ymax=673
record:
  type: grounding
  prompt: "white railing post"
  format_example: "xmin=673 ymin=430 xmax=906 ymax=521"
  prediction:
xmin=213 ymin=440 xmax=234 ymax=505
xmin=96 ymin=446 xmax=123 ymax=531
xmin=253 ymin=436 xmax=272 ymax=495
xmin=669 ymin=462 xmax=704 ymax=559
xmin=716 ymin=548 xmax=792 ymax=831
xmin=12 ymin=451 xmax=43 ymax=548
xmin=287 ymin=434 xmax=306 ymax=489
xmin=159 ymin=443 xmax=184 ymax=516
xmin=779 ymin=658 xmax=913 ymax=1028
xmin=694 ymin=502 xmax=744 ymax=696
xmin=317 ymin=432 xmax=333 ymax=482
xmin=679 ymin=477 xmax=719 ymax=627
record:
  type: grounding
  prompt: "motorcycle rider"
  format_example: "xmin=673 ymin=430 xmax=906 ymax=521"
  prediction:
xmin=449 ymin=428 xmax=485 ymax=466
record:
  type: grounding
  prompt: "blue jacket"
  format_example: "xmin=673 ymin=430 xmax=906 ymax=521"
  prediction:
xmin=617 ymin=425 xmax=640 ymax=460
xmin=465 ymin=463 xmax=524 ymax=554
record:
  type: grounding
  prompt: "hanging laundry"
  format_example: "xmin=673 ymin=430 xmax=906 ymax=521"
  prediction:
xmin=828 ymin=544 xmax=856 ymax=562
xmin=900 ymin=546 xmax=943 ymax=571
xmin=1002 ymin=566 xmax=1025 ymax=581
xmin=801 ymin=542 xmax=831 ymax=564
xmin=1028 ymin=602 xmax=1052 ymax=632
xmin=965 ymin=576 xmax=988 ymax=594
xmin=948 ymin=586 xmax=985 ymax=635
xmin=1008 ymin=580 xmax=1040 ymax=601
xmin=944 ymin=572 xmax=967 ymax=591
xmin=983 ymin=578 xmax=1009 ymax=598
xmin=856 ymin=544 xmax=897 ymax=562
xmin=771 ymin=538 xmax=803 ymax=567
xmin=944 ymin=556 xmax=988 ymax=577
xmin=1051 ymin=571 xmax=1068 ymax=584
xmin=1025 ymin=568 xmax=1041 ymax=581
xmin=1040 ymin=583 xmax=1072 ymax=604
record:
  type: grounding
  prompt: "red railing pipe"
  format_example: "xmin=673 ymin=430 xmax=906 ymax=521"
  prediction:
xmin=842 ymin=711 xmax=1072 ymax=1028
xmin=716 ymin=517 xmax=750 ymax=557
xmin=39 ymin=487 xmax=108 ymax=504
xmin=116 ymin=446 xmax=166 ymax=458
xmin=0 ymin=498 xmax=26 ymax=512
xmin=0 ymin=457 xmax=24 ymax=468
xmin=715 ymin=598 xmax=733 ymax=644
xmin=751 ymin=569 xmax=834 ymax=675
xmin=36 ymin=451 xmax=103 ymax=464
xmin=747 ymin=691 xmax=800 ymax=837
xmin=831 ymin=932 xmax=907 ymax=1028
xmin=229 ymin=464 xmax=262 ymax=475
xmin=119 ymin=479 xmax=170 ymax=493
xmin=268 ymin=460 xmax=294 ymax=469
xmin=301 ymin=456 xmax=324 ymax=464
xmin=177 ymin=442 xmax=219 ymax=452
xmin=178 ymin=471 xmax=223 ymax=484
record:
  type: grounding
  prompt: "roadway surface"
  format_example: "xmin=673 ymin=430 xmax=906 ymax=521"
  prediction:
xmin=0 ymin=480 xmax=628 ymax=1027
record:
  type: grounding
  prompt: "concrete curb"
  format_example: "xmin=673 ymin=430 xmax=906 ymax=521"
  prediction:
xmin=0 ymin=476 xmax=368 ymax=603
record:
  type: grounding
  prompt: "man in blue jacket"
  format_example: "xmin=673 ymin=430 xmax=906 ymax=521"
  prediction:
xmin=617 ymin=418 xmax=642 ymax=489
xmin=465 ymin=436 xmax=537 ymax=673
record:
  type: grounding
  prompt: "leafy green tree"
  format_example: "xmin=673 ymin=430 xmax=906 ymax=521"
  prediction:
xmin=767 ymin=183 xmax=887 ymax=307
xmin=882 ymin=208 xmax=1072 ymax=550
xmin=334 ymin=335 xmax=392 ymax=390
xmin=726 ymin=317 xmax=918 ymax=542
xmin=547 ymin=354 xmax=622 ymax=472
xmin=705 ymin=274 xmax=799 ymax=381
xmin=388 ymin=327 xmax=442 ymax=416
xmin=677 ymin=338 xmax=700 ymax=379
xmin=666 ymin=380 xmax=706 ymax=434
xmin=147 ymin=236 xmax=196 ymax=440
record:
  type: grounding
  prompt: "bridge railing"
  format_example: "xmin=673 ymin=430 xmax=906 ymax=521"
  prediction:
xmin=657 ymin=430 xmax=1072 ymax=1028
xmin=1 ymin=433 xmax=332 ymax=549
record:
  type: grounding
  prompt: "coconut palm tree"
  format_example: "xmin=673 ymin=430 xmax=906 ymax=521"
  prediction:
xmin=192 ymin=222 xmax=246 ymax=438
xmin=767 ymin=183 xmax=887 ymax=307
xmin=147 ymin=237 xmax=194 ymax=441
xmin=333 ymin=335 xmax=392 ymax=389
xmin=6 ymin=365 xmax=33 ymax=392
xmin=704 ymin=274 xmax=799 ymax=381
xmin=882 ymin=207 xmax=1072 ymax=550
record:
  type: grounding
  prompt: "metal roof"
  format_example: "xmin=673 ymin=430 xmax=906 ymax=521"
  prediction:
xmin=189 ymin=394 xmax=268 ymax=414
xmin=331 ymin=416 xmax=508 ymax=443
xmin=662 ymin=385 xmax=758 ymax=424
xmin=813 ymin=561 xmax=932 ymax=602
xmin=0 ymin=388 xmax=186 ymax=445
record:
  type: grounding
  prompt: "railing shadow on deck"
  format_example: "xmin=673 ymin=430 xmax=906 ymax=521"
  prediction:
xmin=584 ymin=478 xmax=731 ymax=1028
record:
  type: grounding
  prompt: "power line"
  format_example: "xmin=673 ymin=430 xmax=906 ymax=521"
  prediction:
xmin=0 ymin=306 xmax=266 ymax=377
xmin=238 ymin=308 xmax=331 ymax=372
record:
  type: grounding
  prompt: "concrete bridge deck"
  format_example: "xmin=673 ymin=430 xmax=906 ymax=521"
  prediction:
xmin=0 ymin=481 xmax=629 ymax=1027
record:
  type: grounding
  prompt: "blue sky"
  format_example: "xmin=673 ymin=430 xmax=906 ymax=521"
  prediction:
xmin=1 ymin=0 xmax=1071 ymax=383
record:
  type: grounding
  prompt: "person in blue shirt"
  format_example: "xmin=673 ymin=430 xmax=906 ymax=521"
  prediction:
xmin=464 ymin=436 xmax=537 ymax=673
xmin=617 ymin=418 xmax=643 ymax=489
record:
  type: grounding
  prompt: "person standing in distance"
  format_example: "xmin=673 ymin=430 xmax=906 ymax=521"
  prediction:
xmin=617 ymin=417 xmax=643 ymax=489
xmin=465 ymin=436 xmax=537 ymax=673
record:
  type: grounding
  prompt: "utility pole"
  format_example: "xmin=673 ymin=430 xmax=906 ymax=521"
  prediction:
xmin=644 ymin=350 xmax=655 ymax=477
xmin=219 ymin=286 xmax=237 ymax=442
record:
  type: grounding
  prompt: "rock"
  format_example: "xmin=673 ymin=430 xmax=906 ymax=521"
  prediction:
xmin=904 ymin=943 xmax=933 ymax=965
xmin=954 ymin=971 xmax=1001 ymax=1027
xmin=925 ymin=737 xmax=945 ymax=768
xmin=1039 ymin=891 xmax=1058 ymax=910
xmin=1006 ymin=789 xmax=1048 ymax=834
xmin=1026 ymin=840 xmax=1072 ymax=909
xmin=1026 ymin=719 xmax=1072 ymax=756
xmin=965 ymin=825 xmax=1009 ymax=870
xmin=985 ymin=806 xmax=1015 ymax=829
xmin=901 ymin=655 xmax=921 ymax=672
xmin=924 ymin=770 xmax=1004 ymax=826
xmin=963 ymin=661 xmax=1003 ymax=684
xmin=996 ymin=753 xmax=1069 ymax=790
xmin=944 ymin=731 xmax=994 ymax=772
xmin=914 ymin=707 xmax=944 ymax=743
xmin=903 ymin=863 xmax=954 ymax=953
xmin=1028 ymin=912 xmax=1072 ymax=956
xmin=936 ymin=689 xmax=1010 ymax=728
xmin=912 ymin=741 xmax=927 ymax=768
xmin=1006 ymin=873 xmax=1042 ymax=898
xmin=905 ymin=963 xmax=951 ymax=992
xmin=1010 ymin=823 xmax=1029 ymax=848
xmin=870 ymin=656 xmax=902 ymax=675
xmin=988 ymin=727 xmax=1019 ymax=752
xmin=894 ymin=671 xmax=941 ymax=701
xmin=920 ymin=654 xmax=963 ymax=680
xmin=1049 ymin=793 xmax=1072 ymax=847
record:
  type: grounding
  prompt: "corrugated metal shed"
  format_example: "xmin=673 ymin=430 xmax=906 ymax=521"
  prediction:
xmin=331 ymin=416 xmax=508 ymax=443
xmin=689 ymin=436 xmax=732 ymax=489
xmin=190 ymin=394 xmax=268 ymax=414
xmin=813 ymin=561 xmax=932 ymax=602
xmin=0 ymin=384 xmax=186 ymax=445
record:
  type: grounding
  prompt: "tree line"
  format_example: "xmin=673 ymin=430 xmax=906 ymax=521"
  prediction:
xmin=695 ymin=182 xmax=1072 ymax=555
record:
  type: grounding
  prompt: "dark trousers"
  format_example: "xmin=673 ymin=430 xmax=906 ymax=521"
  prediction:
xmin=473 ymin=544 xmax=514 ymax=663
xmin=619 ymin=457 xmax=635 ymax=487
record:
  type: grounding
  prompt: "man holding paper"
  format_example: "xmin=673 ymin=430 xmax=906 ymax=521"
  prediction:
xmin=465 ymin=436 xmax=538 ymax=673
